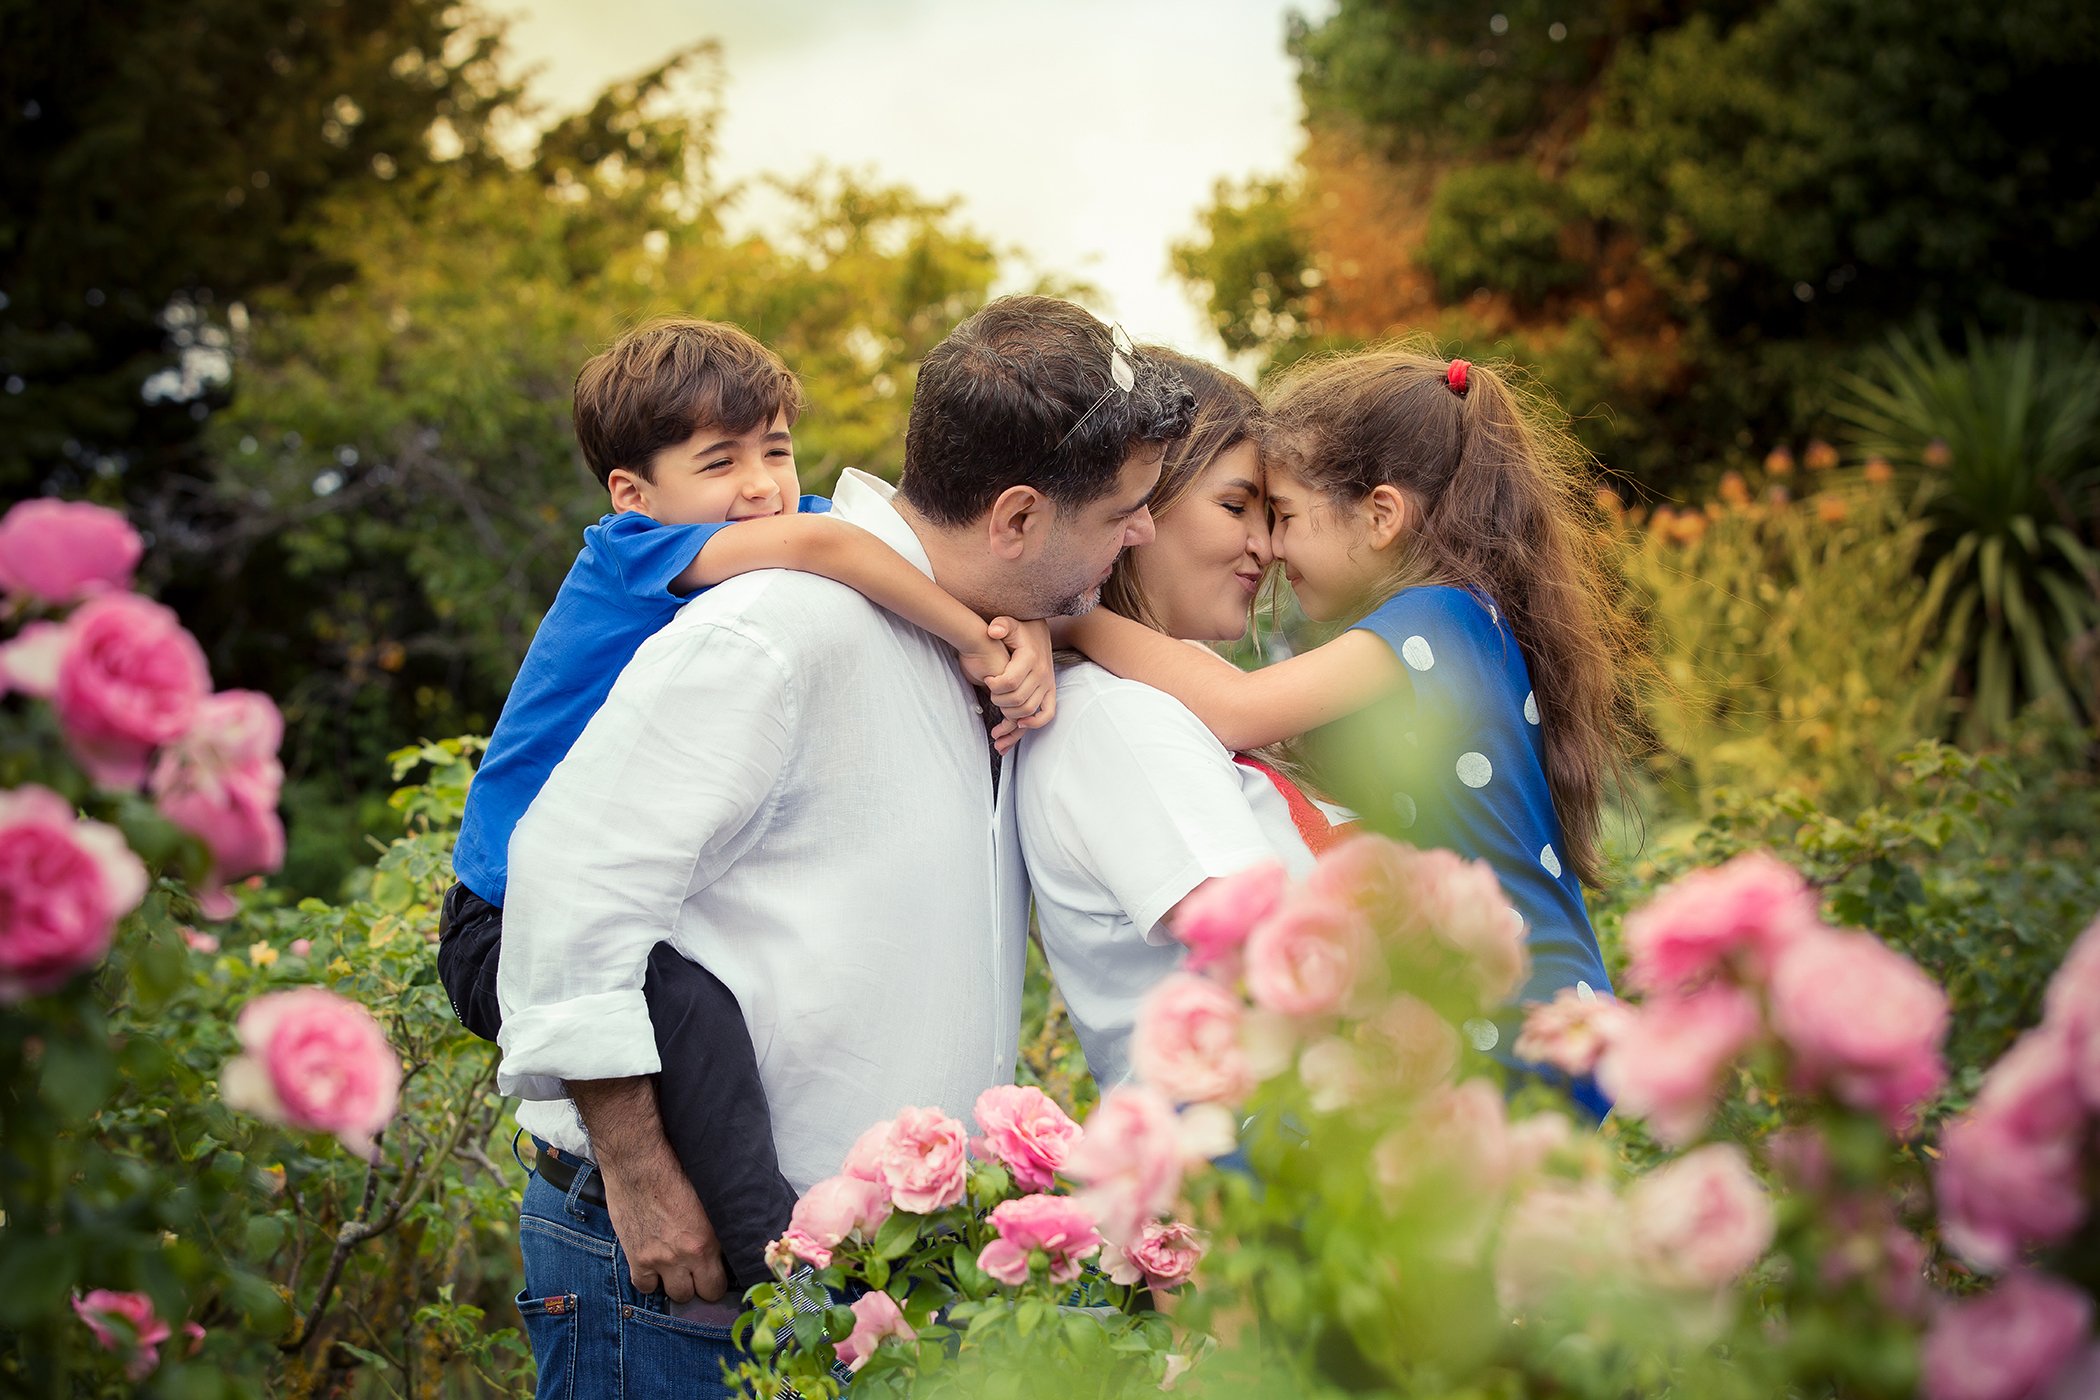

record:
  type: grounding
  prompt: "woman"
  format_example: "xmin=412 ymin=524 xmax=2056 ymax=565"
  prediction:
xmin=1017 ymin=349 xmax=1342 ymax=1090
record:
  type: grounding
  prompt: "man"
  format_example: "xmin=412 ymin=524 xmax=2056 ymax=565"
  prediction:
xmin=494 ymin=296 xmax=1195 ymax=1398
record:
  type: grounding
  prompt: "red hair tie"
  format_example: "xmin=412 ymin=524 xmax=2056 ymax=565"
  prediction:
xmin=1446 ymin=359 xmax=1471 ymax=396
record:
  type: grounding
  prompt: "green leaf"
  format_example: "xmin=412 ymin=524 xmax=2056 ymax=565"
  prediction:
xmin=874 ymin=1208 xmax=920 ymax=1261
xmin=38 ymin=1036 xmax=118 ymax=1123
xmin=243 ymin=1213 xmax=288 ymax=1259
xmin=0 ymin=1234 xmax=78 ymax=1325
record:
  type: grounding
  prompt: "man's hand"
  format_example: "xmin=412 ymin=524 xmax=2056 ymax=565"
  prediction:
xmin=568 ymin=1077 xmax=728 ymax=1303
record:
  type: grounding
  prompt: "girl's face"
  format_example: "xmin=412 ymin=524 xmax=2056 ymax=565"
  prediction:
xmin=1265 ymin=465 xmax=1386 ymax=622
xmin=1126 ymin=441 xmax=1272 ymax=641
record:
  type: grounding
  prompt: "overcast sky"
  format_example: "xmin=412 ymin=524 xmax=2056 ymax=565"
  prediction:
xmin=486 ymin=0 xmax=1317 ymax=358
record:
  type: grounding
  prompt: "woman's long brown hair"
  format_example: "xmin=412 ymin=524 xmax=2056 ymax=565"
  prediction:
xmin=1263 ymin=347 xmax=1648 ymax=887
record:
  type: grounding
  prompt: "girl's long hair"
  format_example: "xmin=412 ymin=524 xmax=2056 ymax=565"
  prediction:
xmin=1263 ymin=346 xmax=1648 ymax=887
xmin=1098 ymin=348 xmax=1264 ymax=632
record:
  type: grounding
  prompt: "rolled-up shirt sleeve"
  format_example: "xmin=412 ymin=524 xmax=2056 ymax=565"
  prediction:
xmin=495 ymin=614 xmax=793 ymax=1099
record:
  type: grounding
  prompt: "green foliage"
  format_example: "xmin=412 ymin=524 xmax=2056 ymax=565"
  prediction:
xmin=1623 ymin=471 xmax=1959 ymax=813
xmin=1170 ymin=178 xmax=1315 ymax=356
xmin=1836 ymin=324 xmax=2100 ymax=745
xmin=1 ymin=739 xmax=532 ymax=1396
xmin=1421 ymin=162 xmax=1580 ymax=307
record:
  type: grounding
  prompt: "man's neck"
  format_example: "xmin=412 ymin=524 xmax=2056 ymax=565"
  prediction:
xmin=895 ymin=499 xmax=996 ymax=619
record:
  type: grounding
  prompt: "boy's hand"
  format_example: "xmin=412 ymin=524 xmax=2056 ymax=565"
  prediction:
xmin=984 ymin=617 xmax=1056 ymax=731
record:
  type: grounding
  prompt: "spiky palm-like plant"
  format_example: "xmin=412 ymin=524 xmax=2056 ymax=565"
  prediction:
xmin=1836 ymin=325 xmax=2100 ymax=747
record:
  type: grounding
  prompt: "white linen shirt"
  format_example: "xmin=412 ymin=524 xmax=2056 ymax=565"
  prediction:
xmin=1015 ymin=661 xmax=1315 ymax=1089
xmin=497 ymin=470 xmax=1029 ymax=1192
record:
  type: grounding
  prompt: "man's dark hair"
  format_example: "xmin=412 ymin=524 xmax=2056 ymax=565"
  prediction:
xmin=900 ymin=297 xmax=1196 ymax=526
xmin=573 ymin=318 xmax=804 ymax=488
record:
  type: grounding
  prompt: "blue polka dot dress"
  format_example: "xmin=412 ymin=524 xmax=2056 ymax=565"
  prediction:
xmin=1350 ymin=586 xmax=1614 ymax=1113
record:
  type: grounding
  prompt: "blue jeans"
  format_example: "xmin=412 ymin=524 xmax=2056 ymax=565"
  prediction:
xmin=516 ymin=1163 xmax=748 ymax=1400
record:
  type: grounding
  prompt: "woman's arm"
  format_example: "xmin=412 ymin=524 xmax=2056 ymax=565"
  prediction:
xmin=1061 ymin=607 xmax=1406 ymax=751
xmin=678 ymin=513 xmax=1015 ymax=686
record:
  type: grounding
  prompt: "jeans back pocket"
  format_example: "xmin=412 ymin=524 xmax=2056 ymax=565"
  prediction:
xmin=516 ymin=1291 xmax=579 ymax=1400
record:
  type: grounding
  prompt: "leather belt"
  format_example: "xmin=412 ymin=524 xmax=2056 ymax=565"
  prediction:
xmin=533 ymin=1144 xmax=608 ymax=1207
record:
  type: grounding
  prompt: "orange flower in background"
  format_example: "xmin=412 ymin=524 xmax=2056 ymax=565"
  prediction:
xmin=1767 ymin=484 xmax=1792 ymax=507
xmin=1923 ymin=439 xmax=1953 ymax=468
xmin=1863 ymin=456 xmax=1895 ymax=485
xmin=1764 ymin=446 xmax=1797 ymax=476
xmin=1815 ymin=495 xmax=1849 ymax=524
xmin=1719 ymin=471 xmax=1752 ymax=507
xmin=1595 ymin=487 xmax=1624 ymax=516
xmin=1804 ymin=440 xmax=1840 ymax=471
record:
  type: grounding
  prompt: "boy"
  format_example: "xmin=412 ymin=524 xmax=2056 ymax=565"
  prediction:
xmin=437 ymin=317 xmax=1052 ymax=1291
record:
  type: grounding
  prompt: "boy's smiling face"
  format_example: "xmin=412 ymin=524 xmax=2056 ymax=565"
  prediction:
xmin=608 ymin=411 xmax=799 ymax=525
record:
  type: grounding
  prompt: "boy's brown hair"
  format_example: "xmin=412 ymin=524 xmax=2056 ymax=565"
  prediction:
xmin=573 ymin=318 xmax=804 ymax=488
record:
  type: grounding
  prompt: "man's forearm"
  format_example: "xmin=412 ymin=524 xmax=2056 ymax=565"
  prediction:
xmin=568 ymin=1076 xmax=728 ymax=1302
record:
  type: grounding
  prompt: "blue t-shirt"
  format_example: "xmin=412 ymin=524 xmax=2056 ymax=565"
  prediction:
xmin=1348 ymin=586 xmax=1614 ymax=1112
xmin=453 ymin=497 xmax=831 ymax=906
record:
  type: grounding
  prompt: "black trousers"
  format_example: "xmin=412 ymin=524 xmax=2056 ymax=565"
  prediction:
xmin=436 ymin=882 xmax=798 ymax=1292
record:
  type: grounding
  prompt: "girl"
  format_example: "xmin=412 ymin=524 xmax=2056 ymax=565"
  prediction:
xmin=1063 ymin=349 xmax=1644 ymax=1107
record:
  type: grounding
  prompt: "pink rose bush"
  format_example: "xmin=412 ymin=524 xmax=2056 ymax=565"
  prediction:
xmin=1100 ymin=1219 xmax=1206 ymax=1292
xmin=53 ymin=593 xmax=212 ymax=788
xmin=1626 ymin=1144 xmax=1776 ymax=1292
xmin=1169 ymin=859 xmax=1284 ymax=975
xmin=72 ymin=1289 xmax=172 ymax=1381
xmin=0 ymin=785 xmax=149 ymax=1000
xmin=220 ymin=988 xmax=402 ymax=1157
xmin=971 ymin=1083 xmax=1082 ymax=1191
xmin=0 ymin=499 xmax=142 ymax=604
xmin=150 ymin=690 xmax=286 ymax=918
xmin=834 ymin=1290 xmax=917 ymax=1373
xmin=977 ymin=1193 xmax=1104 ymax=1285
xmin=1622 ymin=850 xmax=1819 ymax=992
xmin=1923 ymin=1271 xmax=2093 ymax=1400
xmin=1131 ymin=973 xmax=1253 ymax=1105
xmin=877 ymin=1105 xmax=971 ymax=1213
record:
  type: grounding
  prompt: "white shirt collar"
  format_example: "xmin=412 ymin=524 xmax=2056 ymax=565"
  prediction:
xmin=830 ymin=469 xmax=935 ymax=581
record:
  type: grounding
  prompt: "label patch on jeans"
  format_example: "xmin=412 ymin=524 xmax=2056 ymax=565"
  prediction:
xmin=538 ymin=1295 xmax=571 ymax=1316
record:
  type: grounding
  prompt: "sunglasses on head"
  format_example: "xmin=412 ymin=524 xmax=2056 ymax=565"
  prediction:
xmin=1050 ymin=323 xmax=1137 ymax=454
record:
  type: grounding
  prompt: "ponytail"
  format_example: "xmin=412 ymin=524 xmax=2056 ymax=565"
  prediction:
xmin=1263 ymin=345 xmax=1649 ymax=887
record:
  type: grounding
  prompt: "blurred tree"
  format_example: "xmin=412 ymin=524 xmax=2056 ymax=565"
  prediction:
xmin=0 ymin=0 xmax=518 ymax=504
xmin=1179 ymin=0 xmax=2100 ymax=488
xmin=203 ymin=45 xmax=998 ymax=885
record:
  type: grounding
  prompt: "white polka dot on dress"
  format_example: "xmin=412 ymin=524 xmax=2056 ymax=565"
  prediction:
xmin=1540 ymin=844 xmax=1561 ymax=878
xmin=1524 ymin=691 xmax=1539 ymax=725
xmin=1456 ymin=752 xmax=1492 ymax=788
xmin=1463 ymin=1017 xmax=1500 ymax=1051
xmin=1391 ymin=793 xmax=1417 ymax=828
xmin=1401 ymin=635 xmax=1435 ymax=670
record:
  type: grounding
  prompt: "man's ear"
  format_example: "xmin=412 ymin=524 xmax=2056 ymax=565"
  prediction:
xmin=606 ymin=468 xmax=650 ymax=516
xmin=1364 ymin=484 xmax=1412 ymax=550
xmin=985 ymin=484 xmax=1052 ymax=562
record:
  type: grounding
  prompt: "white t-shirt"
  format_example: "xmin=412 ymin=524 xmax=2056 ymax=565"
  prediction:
xmin=1016 ymin=661 xmax=1316 ymax=1090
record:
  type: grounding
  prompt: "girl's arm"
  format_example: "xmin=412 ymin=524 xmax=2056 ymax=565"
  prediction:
xmin=677 ymin=514 xmax=1053 ymax=728
xmin=1061 ymin=607 xmax=1405 ymax=752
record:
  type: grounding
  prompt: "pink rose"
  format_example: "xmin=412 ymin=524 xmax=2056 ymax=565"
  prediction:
xmin=764 ymin=1228 xmax=832 ymax=1276
xmin=0 ymin=785 xmax=149 ymax=1000
xmin=220 ymin=988 xmax=401 ymax=1157
xmin=1245 ymin=895 xmax=1367 ymax=1017
xmin=0 ymin=620 xmax=68 ymax=697
xmin=878 ymin=1106 xmax=970 ymax=1214
xmin=1623 ymin=851 xmax=1821 ymax=993
xmin=1923 ymin=1271 xmax=2094 ymax=1400
xmin=977 ymin=1193 xmax=1104 ymax=1286
xmin=183 ymin=1320 xmax=206 ymax=1356
xmin=1066 ymin=1085 xmax=1185 ymax=1245
xmin=1937 ymin=1027 xmax=2089 ymax=1270
xmin=1514 ymin=986 xmax=1634 ymax=1078
xmin=0 ymin=499 xmax=142 ymax=604
xmin=1132 ymin=973 xmax=1253 ymax=1105
xmin=182 ymin=927 xmax=220 ymax=954
xmin=1596 ymin=983 xmax=1762 ymax=1145
xmin=1308 ymin=838 xmax=1527 ymax=1000
xmin=1376 ymin=1079 xmax=1512 ymax=1205
xmin=2045 ymin=918 xmax=2100 ymax=1108
xmin=1504 ymin=1111 xmax=1576 ymax=1178
xmin=151 ymin=691 xmax=285 ymax=918
xmin=1361 ymin=992 xmax=1459 ymax=1097
xmin=1494 ymin=1180 xmax=1628 ymax=1311
xmin=72 ymin=1289 xmax=171 ymax=1381
xmin=1627 ymin=1143 xmax=1775 ymax=1290
xmin=1169 ymin=860 xmax=1285 ymax=976
xmin=1770 ymin=928 xmax=1948 ymax=1133
xmin=788 ymin=1174 xmax=893 ymax=1250
xmin=833 ymin=1289 xmax=916 ymax=1373
xmin=288 ymin=938 xmax=312 ymax=957
xmin=1099 ymin=1218 xmax=1206 ymax=1292
xmin=53 ymin=594 xmax=211 ymax=788
xmin=971 ymin=1084 xmax=1081 ymax=1192
xmin=1297 ymin=1037 xmax=1368 ymax=1113
xmin=841 ymin=1118 xmax=895 ymax=1183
